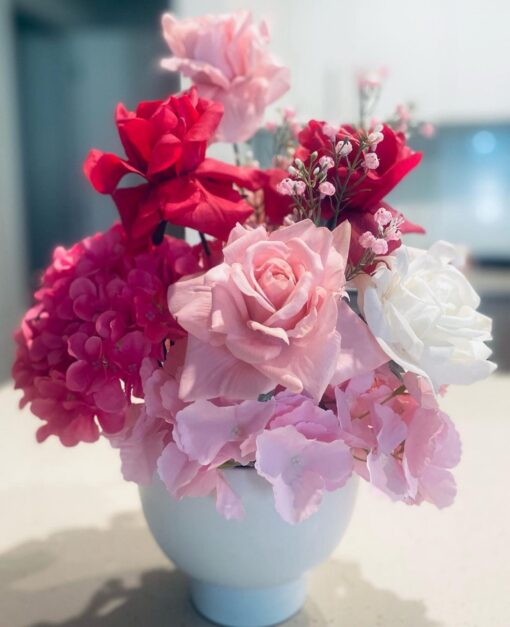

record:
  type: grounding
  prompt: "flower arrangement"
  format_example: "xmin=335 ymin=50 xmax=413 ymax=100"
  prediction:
xmin=13 ymin=10 xmax=495 ymax=526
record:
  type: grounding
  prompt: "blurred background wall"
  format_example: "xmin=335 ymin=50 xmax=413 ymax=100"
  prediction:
xmin=0 ymin=0 xmax=509 ymax=381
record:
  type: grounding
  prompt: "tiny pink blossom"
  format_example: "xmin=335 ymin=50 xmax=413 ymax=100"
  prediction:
xmin=359 ymin=231 xmax=376 ymax=249
xmin=322 ymin=123 xmax=339 ymax=140
xmin=396 ymin=103 xmax=411 ymax=122
xmin=371 ymin=238 xmax=389 ymax=255
xmin=420 ymin=122 xmax=436 ymax=138
xmin=364 ymin=152 xmax=380 ymax=170
xmin=367 ymin=124 xmax=384 ymax=151
xmin=336 ymin=140 xmax=353 ymax=157
xmin=265 ymin=121 xmax=277 ymax=132
xmin=283 ymin=107 xmax=296 ymax=120
xmin=374 ymin=207 xmax=393 ymax=227
xmin=319 ymin=181 xmax=336 ymax=197
xmin=319 ymin=156 xmax=335 ymax=170
xmin=292 ymin=180 xmax=306 ymax=196
xmin=276 ymin=179 xmax=291 ymax=195
xmin=384 ymin=215 xmax=405 ymax=241
xmin=276 ymin=178 xmax=300 ymax=196
xmin=385 ymin=229 xmax=402 ymax=242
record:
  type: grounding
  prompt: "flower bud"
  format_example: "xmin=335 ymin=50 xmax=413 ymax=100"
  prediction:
xmin=364 ymin=152 xmax=380 ymax=170
xmin=336 ymin=140 xmax=353 ymax=157
xmin=319 ymin=181 xmax=336 ymax=196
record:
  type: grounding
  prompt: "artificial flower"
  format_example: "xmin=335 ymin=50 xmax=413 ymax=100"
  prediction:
xmin=161 ymin=11 xmax=290 ymax=142
xmin=12 ymin=224 xmax=198 ymax=445
xmin=357 ymin=242 xmax=496 ymax=390
xmin=84 ymin=88 xmax=263 ymax=246
xmin=169 ymin=219 xmax=384 ymax=401
xmin=334 ymin=367 xmax=461 ymax=507
xmin=255 ymin=425 xmax=353 ymax=524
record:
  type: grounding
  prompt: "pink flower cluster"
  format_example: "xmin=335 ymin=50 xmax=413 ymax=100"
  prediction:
xmin=110 ymin=220 xmax=460 ymax=523
xmin=358 ymin=207 xmax=403 ymax=255
xmin=14 ymin=9 xmax=493 ymax=527
xmin=13 ymin=224 xmax=199 ymax=445
xmin=113 ymin=353 xmax=353 ymax=523
xmin=332 ymin=367 xmax=461 ymax=508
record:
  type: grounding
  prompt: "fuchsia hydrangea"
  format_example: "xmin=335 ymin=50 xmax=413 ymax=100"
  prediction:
xmin=13 ymin=9 xmax=495 ymax=526
xmin=13 ymin=225 xmax=199 ymax=445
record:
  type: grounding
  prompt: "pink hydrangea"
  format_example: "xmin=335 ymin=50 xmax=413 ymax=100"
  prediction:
xmin=255 ymin=392 xmax=353 ymax=523
xmin=157 ymin=398 xmax=276 ymax=520
xmin=13 ymin=224 xmax=199 ymax=446
xmin=334 ymin=367 xmax=461 ymax=508
xmin=161 ymin=11 xmax=290 ymax=142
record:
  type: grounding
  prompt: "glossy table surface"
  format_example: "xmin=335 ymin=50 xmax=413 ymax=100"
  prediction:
xmin=1 ymin=375 xmax=509 ymax=626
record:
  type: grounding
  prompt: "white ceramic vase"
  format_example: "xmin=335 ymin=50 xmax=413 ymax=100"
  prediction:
xmin=139 ymin=468 xmax=357 ymax=627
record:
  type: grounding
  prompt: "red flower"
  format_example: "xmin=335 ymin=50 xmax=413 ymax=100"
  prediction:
xmin=84 ymin=88 xmax=263 ymax=245
xmin=297 ymin=121 xmax=422 ymax=212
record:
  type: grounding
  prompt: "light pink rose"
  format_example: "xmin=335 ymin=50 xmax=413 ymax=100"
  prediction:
xmin=168 ymin=219 xmax=362 ymax=402
xmin=161 ymin=11 xmax=290 ymax=142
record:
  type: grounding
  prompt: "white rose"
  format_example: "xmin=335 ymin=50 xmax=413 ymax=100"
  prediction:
xmin=358 ymin=241 xmax=496 ymax=390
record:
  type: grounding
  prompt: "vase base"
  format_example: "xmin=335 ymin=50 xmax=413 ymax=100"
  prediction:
xmin=190 ymin=576 xmax=307 ymax=627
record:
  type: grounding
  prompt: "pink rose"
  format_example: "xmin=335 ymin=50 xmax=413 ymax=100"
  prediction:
xmin=161 ymin=11 xmax=290 ymax=142
xmin=168 ymin=219 xmax=356 ymax=402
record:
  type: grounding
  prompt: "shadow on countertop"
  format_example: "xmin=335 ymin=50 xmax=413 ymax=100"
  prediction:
xmin=0 ymin=512 xmax=441 ymax=627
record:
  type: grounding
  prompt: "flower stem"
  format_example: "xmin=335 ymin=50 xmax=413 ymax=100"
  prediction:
xmin=199 ymin=232 xmax=211 ymax=257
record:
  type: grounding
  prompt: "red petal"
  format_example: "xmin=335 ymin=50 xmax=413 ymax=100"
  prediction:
xmin=184 ymin=100 xmax=224 ymax=142
xmin=94 ymin=380 xmax=127 ymax=414
xmin=112 ymin=184 xmax=160 ymax=246
xmin=117 ymin=116 xmax=156 ymax=170
xmin=195 ymin=158 xmax=266 ymax=190
xmin=83 ymin=149 xmax=142 ymax=194
xmin=147 ymin=134 xmax=183 ymax=177
xmin=162 ymin=177 xmax=252 ymax=240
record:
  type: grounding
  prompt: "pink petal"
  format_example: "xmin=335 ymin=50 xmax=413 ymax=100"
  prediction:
xmin=167 ymin=273 xmax=213 ymax=343
xmin=215 ymin=473 xmax=245 ymax=520
xmin=332 ymin=300 xmax=388 ymax=385
xmin=178 ymin=336 xmax=274 ymax=401
xmin=94 ymin=379 xmax=127 ymax=414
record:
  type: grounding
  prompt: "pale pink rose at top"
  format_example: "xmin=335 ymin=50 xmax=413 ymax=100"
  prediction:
xmin=168 ymin=219 xmax=384 ymax=402
xmin=161 ymin=11 xmax=290 ymax=142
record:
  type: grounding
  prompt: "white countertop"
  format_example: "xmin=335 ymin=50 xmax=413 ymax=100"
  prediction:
xmin=1 ymin=375 xmax=509 ymax=626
